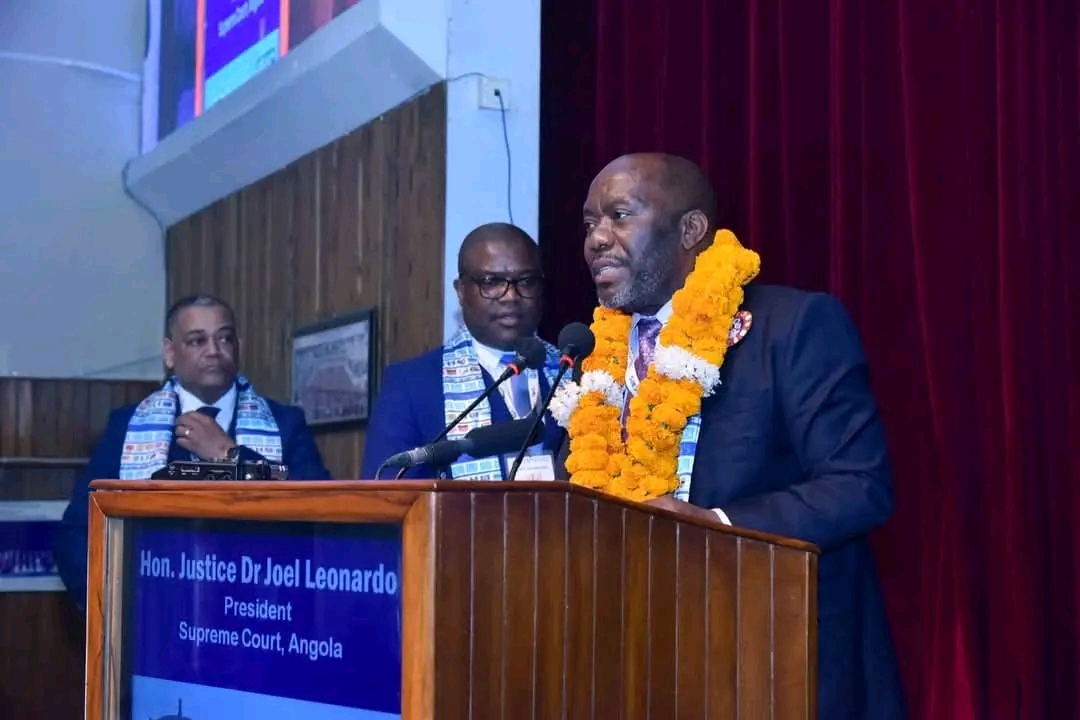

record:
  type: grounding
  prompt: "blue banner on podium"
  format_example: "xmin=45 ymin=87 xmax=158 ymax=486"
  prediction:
xmin=127 ymin=520 xmax=402 ymax=719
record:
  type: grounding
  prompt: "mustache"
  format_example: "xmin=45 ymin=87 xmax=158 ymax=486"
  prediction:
xmin=589 ymin=254 xmax=628 ymax=267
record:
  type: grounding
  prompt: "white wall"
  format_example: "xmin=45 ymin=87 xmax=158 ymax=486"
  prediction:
xmin=0 ymin=0 xmax=165 ymax=379
xmin=442 ymin=0 xmax=542 ymax=338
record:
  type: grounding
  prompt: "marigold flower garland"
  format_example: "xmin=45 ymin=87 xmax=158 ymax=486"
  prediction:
xmin=549 ymin=230 xmax=760 ymax=501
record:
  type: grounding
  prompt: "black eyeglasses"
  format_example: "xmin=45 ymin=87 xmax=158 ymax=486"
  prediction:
xmin=462 ymin=274 xmax=545 ymax=300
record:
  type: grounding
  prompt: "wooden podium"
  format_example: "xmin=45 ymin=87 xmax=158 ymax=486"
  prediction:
xmin=85 ymin=480 xmax=818 ymax=719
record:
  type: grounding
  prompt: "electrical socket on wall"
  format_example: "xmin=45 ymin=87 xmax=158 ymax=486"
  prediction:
xmin=478 ymin=77 xmax=510 ymax=111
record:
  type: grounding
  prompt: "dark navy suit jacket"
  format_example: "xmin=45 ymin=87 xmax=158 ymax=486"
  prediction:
xmin=361 ymin=347 xmax=564 ymax=480
xmin=559 ymin=284 xmax=907 ymax=719
xmin=54 ymin=397 xmax=331 ymax=609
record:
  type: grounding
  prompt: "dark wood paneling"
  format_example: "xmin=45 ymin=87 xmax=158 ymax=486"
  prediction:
xmin=431 ymin=488 xmax=818 ymax=719
xmin=0 ymin=377 xmax=159 ymax=720
xmin=166 ymin=84 xmax=448 ymax=479
xmin=0 ymin=379 xmax=157 ymax=460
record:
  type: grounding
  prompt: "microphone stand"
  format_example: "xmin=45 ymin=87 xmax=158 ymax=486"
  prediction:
xmin=386 ymin=364 xmax=524 ymax=480
xmin=505 ymin=361 xmax=572 ymax=481
xmin=436 ymin=367 xmax=518 ymax=445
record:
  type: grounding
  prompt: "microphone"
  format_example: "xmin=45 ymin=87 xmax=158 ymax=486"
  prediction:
xmin=375 ymin=418 xmax=537 ymax=478
xmin=379 ymin=336 xmax=546 ymax=480
xmin=555 ymin=321 xmax=596 ymax=362
xmin=432 ymin=336 xmax=546 ymax=447
xmin=505 ymin=322 xmax=596 ymax=481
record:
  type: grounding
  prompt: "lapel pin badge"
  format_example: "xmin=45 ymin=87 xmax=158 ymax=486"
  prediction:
xmin=727 ymin=310 xmax=753 ymax=347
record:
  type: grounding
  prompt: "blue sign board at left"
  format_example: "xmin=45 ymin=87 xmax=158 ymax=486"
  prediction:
xmin=0 ymin=501 xmax=65 ymax=592
xmin=126 ymin=518 xmax=403 ymax=720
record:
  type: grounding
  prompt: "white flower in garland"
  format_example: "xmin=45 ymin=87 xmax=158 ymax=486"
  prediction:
xmin=651 ymin=343 xmax=723 ymax=397
xmin=548 ymin=381 xmax=585 ymax=427
xmin=549 ymin=370 xmax=622 ymax=427
xmin=582 ymin=369 xmax=623 ymax=408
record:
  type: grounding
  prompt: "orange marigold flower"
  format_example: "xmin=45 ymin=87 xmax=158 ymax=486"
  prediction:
xmin=563 ymin=229 xmax=760 ymax=503
xmin=650 ymin=403 xmax=690 ymax=431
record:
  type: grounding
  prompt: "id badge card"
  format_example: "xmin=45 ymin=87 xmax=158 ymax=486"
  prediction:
xmin=501 ymin=449 xmax=557 ymax=481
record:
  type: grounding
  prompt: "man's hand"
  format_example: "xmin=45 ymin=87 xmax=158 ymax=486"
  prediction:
xmin=645 ymin=495 xmax=723 ymax=525
xmin=175 ymin=411 xmax=236 ymax=460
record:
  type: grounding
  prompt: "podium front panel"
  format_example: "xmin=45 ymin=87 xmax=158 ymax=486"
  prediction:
xmin=85 ymin=480 xmax=816 ymax=719
xmin=115 ymin=517 xmax=403 ymax=718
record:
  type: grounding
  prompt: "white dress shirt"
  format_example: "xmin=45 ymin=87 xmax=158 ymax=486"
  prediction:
xmin=175 ymin=382 xmax=236 ymax=435
xmin=628 ymin=301 xmax=731 ymax=526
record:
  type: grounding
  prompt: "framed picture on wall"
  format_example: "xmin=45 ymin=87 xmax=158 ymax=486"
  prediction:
xmin=290 ymin=308 xmax=376 ymax=430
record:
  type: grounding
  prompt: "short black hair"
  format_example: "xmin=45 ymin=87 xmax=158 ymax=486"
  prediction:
xmin=165 ymin=294 xmax=235 ymax=338
xmin=457 ymin=222 xmax=540 ymax=276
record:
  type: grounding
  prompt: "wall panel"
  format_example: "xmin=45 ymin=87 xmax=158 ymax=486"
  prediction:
xmin=0 ymin=377 xmax=159 ymax=719
xmin=167 ymin=85 xmax=448 ymax=478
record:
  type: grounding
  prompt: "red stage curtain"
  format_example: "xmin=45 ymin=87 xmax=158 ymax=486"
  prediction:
xmin=539 ymin=0 xmax=1080 ymax=716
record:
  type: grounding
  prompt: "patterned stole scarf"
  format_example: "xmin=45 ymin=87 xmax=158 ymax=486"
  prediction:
xmin=649 ymin=317 xmax=750 ymax=501
xmin=118 ymin=375 xmax=283 ymax=479
xmin=674 ymin=419 xmax=702 ymax=502
xmin=441 ymin=329 xmax=560 ymax=480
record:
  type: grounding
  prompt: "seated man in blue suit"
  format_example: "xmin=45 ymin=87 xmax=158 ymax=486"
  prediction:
xmin=362 ymin=223 xmax=562 ymax=481
xmin=559 ymin=153 xmax=907 ymax=719
xmin=55 ymin=294 xmax=331 ymax=610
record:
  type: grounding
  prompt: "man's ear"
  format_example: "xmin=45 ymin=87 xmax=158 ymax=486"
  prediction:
xmin=680 ymin=209 xmax=710 ymax=252
xmin=453 ymin=277 xmax=465 ymax=304
xmin=162 ymin=338 xmax=175 ymax=372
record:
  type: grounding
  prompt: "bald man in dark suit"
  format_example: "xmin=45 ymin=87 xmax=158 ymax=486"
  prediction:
xmin=560 ymin=152 xmax=907 ymax=719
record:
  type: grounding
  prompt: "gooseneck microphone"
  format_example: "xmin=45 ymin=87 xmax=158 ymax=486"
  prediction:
xmin=375 ymin=418 xmax=536 ymax=478
xmin=505 ymin=322 xmax=596 ymax=482
xmin=375 ymin=336 xmax=546 ymax=480
xmin=434 ymin=335 xmax=546 ymax=447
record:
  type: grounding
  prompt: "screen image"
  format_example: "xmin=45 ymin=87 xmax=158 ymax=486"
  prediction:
xmin=123 ymin=518 xmax=402 ymax=719
xmin=197 ymin=0 xmax=284 ymax=114
xmin=146 ymin=0 xmax=362 ymax=151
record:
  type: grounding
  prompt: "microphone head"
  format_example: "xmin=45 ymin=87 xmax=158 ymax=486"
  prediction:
xmin=557 ymin=322 xmax=596 ymax=362
xmin=463 ymin=418 xmax=535 ymax=459
xmin=513 ymin=337 xmax=547 ymax=371
xmin=425 ymin=439 xmax=469 ymax=468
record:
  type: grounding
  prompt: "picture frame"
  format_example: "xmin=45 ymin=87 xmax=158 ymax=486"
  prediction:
xmin=290 ymin=308 xmax=376 ymax=430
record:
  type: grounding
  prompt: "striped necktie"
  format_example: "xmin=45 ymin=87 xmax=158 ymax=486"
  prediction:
xmin=500 ymin=352 xmax=533 ymax=417
xmin=621 ymin=317 xmax=662 ymax=435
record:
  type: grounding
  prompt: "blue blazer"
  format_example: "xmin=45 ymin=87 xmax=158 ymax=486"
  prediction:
xmin=557 ymin=284 xmax=907 ymax=719
xmin=54 ymin=397 xmax=331 ymax=610
xmin=361 ymin=347 xmax=565 ymax=480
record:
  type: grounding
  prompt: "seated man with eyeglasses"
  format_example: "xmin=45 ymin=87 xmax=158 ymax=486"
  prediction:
xmin=361 ymin=223 xmax=562 ymax=481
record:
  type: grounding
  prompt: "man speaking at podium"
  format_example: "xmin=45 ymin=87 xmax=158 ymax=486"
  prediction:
xmin=554 ymin=153 xmax=906 ymax=718
xmin=362 ymin=223 xmax=563 ymax=481
xmin=54 ymin=294 xmax=331 ymax=611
